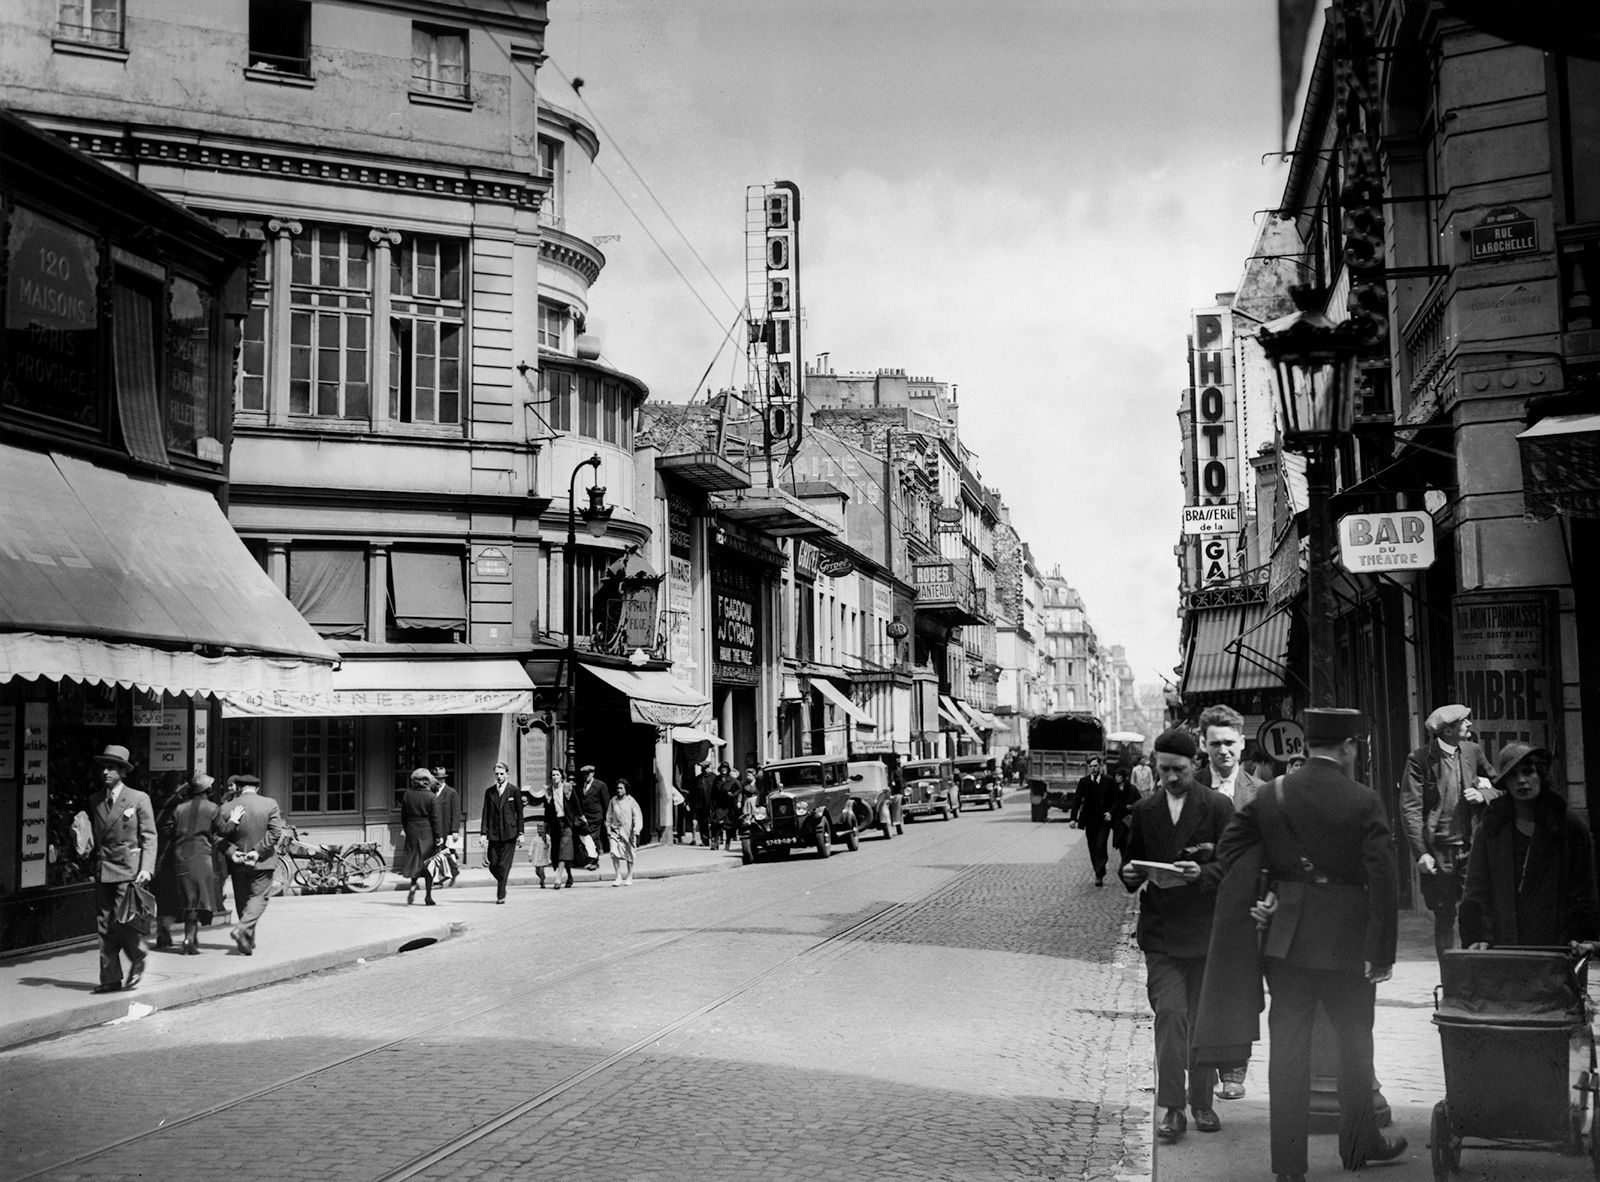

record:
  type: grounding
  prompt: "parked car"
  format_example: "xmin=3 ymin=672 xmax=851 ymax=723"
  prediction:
xmin=848 ymin=759 xmax=900 ymax=840
xmin=743 ymin=753 xmax=863 ymax=862
xmin=953 ymin=755 xmax=1002 ymax=810
xmin=900 ymin=759 xmax=958 ymax=822
xmin=849 ymin=749 xmax=906 ymax=836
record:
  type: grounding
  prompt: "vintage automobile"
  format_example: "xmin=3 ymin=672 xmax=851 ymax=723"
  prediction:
xmin=742 ymin=753 xmax=864 ymax=862
xmin=900 ymin=758 xmax=958 ymax=822
xmin=953 ymin=754 xmax=1003 ymax=811
xmin=848 ymin=759 xmax=900 ymax=840
xmin=848 ymin=749 xmax=906 ymax=837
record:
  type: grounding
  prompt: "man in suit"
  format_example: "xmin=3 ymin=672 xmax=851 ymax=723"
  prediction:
xmin=578 ymin=765 xmax=609 ymax=864
xmin=213 ymin=773 xmax=284 ymax=955
xmin=480 ymin=760 xmax=525 ymax=904
xmin=1120 ymin=728 xmax=1235 ymax=1145
xmin=1071 ymin=756 xmax=1126 ymax=887
xmin=431 ymin=765 xmax=463 ymax=886
xmin=1192 ymin=702 xmax=1264 ymax=1099
xmin=1399 ymin=703 xmax=1498 ymax=965
xmin=89 ymin=744 xmax=158 ymax=993
xmin=1215 ymin=707 xmax=1406 ymax=1182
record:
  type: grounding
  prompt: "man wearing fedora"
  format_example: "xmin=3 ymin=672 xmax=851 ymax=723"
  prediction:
xmin=89 ymin=744 xmax=158 ymax=993
xmin=1400 ymin=703 xmax=1498 ymax=965
xmin=578 ymin=765 xmax=609 ymax=866
xmin=1214 ymin=708 xmax=1405 ymax=1182
xmin=212 ymin=773 xmax=284 ymax=955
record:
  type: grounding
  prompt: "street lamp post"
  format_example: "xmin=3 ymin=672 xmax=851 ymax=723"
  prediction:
xmin=564 ymin=453 xmax=614 ymax=778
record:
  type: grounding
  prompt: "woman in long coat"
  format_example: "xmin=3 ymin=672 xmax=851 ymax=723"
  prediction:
xmin=546 ymin=773 xmax=586 ymax=889
xmin=163 ymin=774 xmax=222 ymax=954
xmin=1460 ymin=742 xmax=1600 ymax=949
xmin=398 ymin=768 xmax=443 ymax=905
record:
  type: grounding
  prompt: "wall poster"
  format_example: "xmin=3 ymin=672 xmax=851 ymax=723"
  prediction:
xmin=1452 ymin=590 xmax=1559 ymax=762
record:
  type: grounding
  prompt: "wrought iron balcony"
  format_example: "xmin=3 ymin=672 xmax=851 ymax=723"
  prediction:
xmin=913 ymin=559 xmax=985 ymax=625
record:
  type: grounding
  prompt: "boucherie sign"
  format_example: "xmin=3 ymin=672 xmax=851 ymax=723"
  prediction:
xmin=1337 ymin=511 xmax=1436 ymax=572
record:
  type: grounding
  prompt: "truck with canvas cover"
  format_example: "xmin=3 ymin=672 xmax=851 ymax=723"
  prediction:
xmin=1027 ymin=713 xmax=1105 ymax=822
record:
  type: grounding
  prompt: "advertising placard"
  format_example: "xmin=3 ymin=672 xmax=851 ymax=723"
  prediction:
xmin=21 ymin=703 xmax=48 ymax=888
xmin=1182 ymin=503 xmax=1240 ymax=535
xmin=151 ymin=707 xmax=189 ymax=773
xmin=0 ymin=706 xmax=14 ymax=779
xmin=1453 ymin=591 xmax=1559 ymax=759
xmin=712 ymin=563 xmax=759 ymax=685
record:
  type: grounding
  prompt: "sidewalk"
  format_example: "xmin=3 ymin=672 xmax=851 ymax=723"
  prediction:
xmin=1155 ymin=911 xmax=1600 ymax=1181
xmin=0 ymin=838 xmax=735 ymax=1052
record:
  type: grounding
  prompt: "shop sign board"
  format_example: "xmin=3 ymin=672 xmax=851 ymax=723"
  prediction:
xmin=1453 ymin=591 xmax=1559 ymax=759
xmin=1257 ymin=718 xmax=1306 ymax=765
xmin=1337 ymin=512 xmax=1435 ymax=572
xmin=1469 ymin=207 xmax=1538 ymax=262
xmin=668 ymin=555 xmax=693 ymax=671
xmin=1188 ymin=308 xmax=1240 ymax=514
xmin=1199 ymin=535 xmax=1238 ymax=586
xmin=132 ymin=689 xmax=163 ymax=728
xmin=21 ymin=703 xmax=48 ymax=889
xmin=192 ymin=709 xmax=209 ymax=775
xmin=474 ymin=546 xmax=510 ymax=581
xmin=667 ymin=495 xmax=692 ymax=559
xmin=1182 ymin=503 xmax=1240 ymax=535
xmin=712 ymin=564 xmax=760 ymax=685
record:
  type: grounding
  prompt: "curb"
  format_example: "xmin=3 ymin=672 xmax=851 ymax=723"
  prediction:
xmin=0 ymin=917 xmax=457 ymax=1052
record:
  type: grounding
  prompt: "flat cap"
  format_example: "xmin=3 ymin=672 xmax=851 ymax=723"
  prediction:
xmin=1426 ymin=703 xmax=1471 ymax=733
xmin=1305 ymin=707 xmax=1365 ymax=744
xmin=232 ymin=773 xmax=260 ymax=787
xmin=578 ymin=764 xmax=596 ymax=774
xmin=1152 ymin=728 xmax=1198 ymax=760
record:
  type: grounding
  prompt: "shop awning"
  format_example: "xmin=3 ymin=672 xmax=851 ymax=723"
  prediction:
xmin=711 ymin=486 xmax=840 ymax=537
xmin=220 ymin=657 xmax=533 ymax=717
xmin=583 ymin=663 xmax=711 ymax=727
xmin=811 ymin=677 xmax=877 ymax=730
xmin=956 ymin=700 xmax=1000 ymax=731
xmin=1182 ymin=601 xmax=1291 ymax=697
xmin=657 ymin=451 xmax=752 ymax=493
xmin=670 ymin=725 xmax=725 ymax=746
xmin=938 ymin=694 xmax=981 ymax=743
xmin=1518 ymin=413 xmax=1600 ymax=519
xmin=0 ymin=446 xmax=337 ymax=697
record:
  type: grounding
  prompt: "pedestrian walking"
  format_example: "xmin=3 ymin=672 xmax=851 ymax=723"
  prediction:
xmin=158 ymin=774 xmax=222 ymax=954
xmin=1459 ymin=742 xmax=1600 ymax=950
xmin=1193 ymin=702 xmax=1263 ymax=1100
xmin=1109 ymin=765 xmax=1138 ymax=858
xmin=480 ymin=761 xmax=524 ymax=904
xmin=523 ymin=769 xmax=560 ymax=887
xmin=1119 ymin=727 xmax=1234 ymax=1145
xmin=711 ymin=762 xmax=739 ymax=850
xmin=1210 ymin=707 xmax=1407 ymax=1181
xmin=88 ymin=743 xmax=158 ymax=993
xmin=398 ymin=767 xmax=443 ymax=906
xmin=578 ymin=765 xmax=609 ymax=864
xmin=431 ymin=765 xmax=463 ymax=886
xmin=213 ymin=773 xmax=284 ymax=954
xmin=1071 ymin=756 xmax=1126 ymax=887
xmin=550 ymin=771 xmax=588 ymax=888
xmin=1400 ymin=702 xmax=1498 ymax=965
xmin=687 ymin=760 xmax=715 ymax=845
xmin=606 ymin=778 xmax=645 ymax=886
xmin=1131 ymin=755 xmax=1156 ymax=798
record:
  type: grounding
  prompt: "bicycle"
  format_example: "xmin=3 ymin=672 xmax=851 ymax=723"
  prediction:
xmin=270 ymin=827 xmax=388 ymax=895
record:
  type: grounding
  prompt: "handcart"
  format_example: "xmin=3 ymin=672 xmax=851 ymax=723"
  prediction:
xmin=1430 ymin=947 xmax=1598 ymax=1179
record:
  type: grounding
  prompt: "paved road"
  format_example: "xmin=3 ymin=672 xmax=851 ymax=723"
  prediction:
xmin=0 ymin=797 xmax=1151 ymax=1182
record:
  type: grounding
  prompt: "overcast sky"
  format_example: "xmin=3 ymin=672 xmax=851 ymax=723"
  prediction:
xmin=543 ymin=0 xmax=1288 ymax=689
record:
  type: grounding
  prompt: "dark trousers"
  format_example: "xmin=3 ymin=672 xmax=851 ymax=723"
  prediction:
xmin=1084 ymin=823 xmax=1112 ymax=879
xmin=486 ymin=840 xmax=518 ymax=898
xmin=1419 ymin=850 xmax=1465 ymax=964
xmin=96 ymin=882 xmax=145 ymax=986
xmin=229 ymin=865 xmax=275 ymax=948
xmin=1265 ymin=960 xmax=1381 ymax=1176
xmin=1145 ymin=951 xmax=1216 ymax=1110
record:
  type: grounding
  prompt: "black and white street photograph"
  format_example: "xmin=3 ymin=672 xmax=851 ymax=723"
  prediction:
xmin=2 ymin=2 xmax=1599 ymax=1179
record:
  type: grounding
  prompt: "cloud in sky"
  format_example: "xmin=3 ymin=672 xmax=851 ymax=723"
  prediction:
xmin=549 ymin=0 xmax=1287 ymax=685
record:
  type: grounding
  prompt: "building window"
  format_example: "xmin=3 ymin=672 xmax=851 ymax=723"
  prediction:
xmin=578 ymin=373 xmax=600 ymax=437
xmin=412 ymin=24 xmax=467 ymax=99
xmin=542 ymin=366 xmax=572 ymax=433
xmin=289 ymin=227 xmax=371 ymax=419
xmin=288 ymin=545 xmax=367 ymax=639
xmin=393 ymin=718 xmax=460 ymax=806
xmin=390 ymin=236 xmax=464 ymax=425
xmin=221 ymin=719 xmax=260 ymax=783
xmin=112 ymin=270 xmax=168 ymax=466
xmin=167 ymin=276 xmax=219 ymax=457
xmin=388 ymin=548 xmax=467 ymax=641
xmin=57 ymin=0 xmax=122 ymax=47
xmin=538 ymin=138 xmax=564 ymax=228
xmin=248 ymin=0 xmax=311 ymax=76
xmin=538 ymin=300 xmax=569 ymax=352
xmin=290 ymin=718 xmax=359 ymax=813
xmin=602 ymin=379 xmax=620 ymax=444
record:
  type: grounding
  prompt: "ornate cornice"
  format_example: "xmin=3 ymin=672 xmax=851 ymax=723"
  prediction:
xmin=50 ymin=126 xmax=549 ymax=211
xmin=539 ymin=227 xmax=604 ymax=285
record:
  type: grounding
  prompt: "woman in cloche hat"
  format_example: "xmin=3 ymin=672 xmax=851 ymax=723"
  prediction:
xmin=1458 ymin=743 xmax=1600 ymax=952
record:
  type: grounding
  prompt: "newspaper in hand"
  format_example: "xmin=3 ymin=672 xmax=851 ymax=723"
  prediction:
xmin=1129 ymin=860 xmax=1190 ymax=889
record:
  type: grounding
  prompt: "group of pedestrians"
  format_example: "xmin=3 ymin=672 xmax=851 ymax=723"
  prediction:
xmin=674 ymin=760 xmax=758 ymax=849
xmin=1110 ymin=698 xmax=1599 ymax=1182
xmin=485 ymin=764 xmax=647 ymax=898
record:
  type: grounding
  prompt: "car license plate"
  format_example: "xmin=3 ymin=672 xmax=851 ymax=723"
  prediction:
xmin=766 ymin=835 xmax=795 ymax=846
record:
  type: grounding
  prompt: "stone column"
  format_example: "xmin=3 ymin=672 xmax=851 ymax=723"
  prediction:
xmin=264 ymin=218 xmax=301 ymax=427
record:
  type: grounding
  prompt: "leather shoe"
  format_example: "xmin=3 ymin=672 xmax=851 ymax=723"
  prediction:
xmin=123 ymin=966 xmax=143 ymax=990
xmin=1365 ymin=1133 xmax=1408 ymax=1164
xmin=232 ymin=928 xmax=253 ymax=956
xmin=91 ymin=982 xmax=122 ymax=994
xmin=1156 ymin=1107 xmax=1186 ymax=1143
xmin=1192 ymin=1107 xmax=1221 ymax=1133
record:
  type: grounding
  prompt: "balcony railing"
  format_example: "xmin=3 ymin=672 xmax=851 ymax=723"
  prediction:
xmin=913 ymin=559 xmax=985 ymax=624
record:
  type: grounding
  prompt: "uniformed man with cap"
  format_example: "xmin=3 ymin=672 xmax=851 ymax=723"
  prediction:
xmin=1399 ymin=702 xmax=1497 ymax=965
xmin=1214 ymin=707 xmax=1405 ymax=1182
xmin=1119 ymin=727 xmax=1235 ymax=1146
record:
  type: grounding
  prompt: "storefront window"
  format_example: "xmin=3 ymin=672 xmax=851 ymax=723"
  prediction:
xmin=3 ymin=205 xmax=104 ymax=436
xmin=392 ymin=717 xmax=459 ymax=805
xmin=290 ymin=718 xmax=358 ymax=813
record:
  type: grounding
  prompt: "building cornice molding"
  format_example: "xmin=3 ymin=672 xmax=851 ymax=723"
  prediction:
xmin=539 ymin=228 xmax=604 ymax=285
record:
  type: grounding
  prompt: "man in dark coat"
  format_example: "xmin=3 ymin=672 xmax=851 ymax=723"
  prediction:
xmin=1119 ymin=728 xmax=1234 ymax=1145
xmin=579 ymin=765 xmax=609 ymax=863
xmin=1212 ymin=707 xmax=1406 ymax=1182
xmin=1071 ymin=756 xmax=1126 ymax=886
xmin=89 ymin=744 xmax=159 ymax=993
xmin=431 ymin=765 xmax=463 ymax=886
xmin=480 ymin=760 xmax=524 ymax=903
xmin=1399 ymin=702 xmax=1498 ymax=965
xmin=213 ymin=773 xmax=284 ymax=954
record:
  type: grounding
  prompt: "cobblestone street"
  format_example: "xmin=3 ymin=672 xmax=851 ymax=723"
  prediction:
xmin=0 ymin=800 xmax=1151 ymax=1182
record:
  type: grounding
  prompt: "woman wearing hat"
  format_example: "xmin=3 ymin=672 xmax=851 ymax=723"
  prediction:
xmin=156 ymin=775 xmax=223 ymax=954
xmin=398 ymin=768 xmax=443 ymax=905
xmin=1459 ymin=743 xmax=1600 ymax=950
